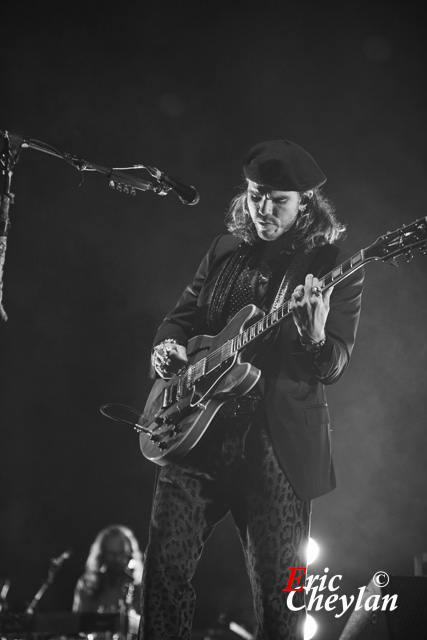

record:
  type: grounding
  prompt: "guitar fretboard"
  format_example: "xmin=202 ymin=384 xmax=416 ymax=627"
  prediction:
xmin=182 ymin=249 xmax=366 ymax=388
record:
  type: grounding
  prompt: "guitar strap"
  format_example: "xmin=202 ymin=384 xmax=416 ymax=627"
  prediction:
xmin=207 ymin=241 xmax=321 ymax=334
xmin=270 ymin=244 xmax=321 ymax=312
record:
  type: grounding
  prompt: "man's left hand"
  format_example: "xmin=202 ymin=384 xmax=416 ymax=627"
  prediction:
xmin=290 ymin=274 xmax=333 ymax=343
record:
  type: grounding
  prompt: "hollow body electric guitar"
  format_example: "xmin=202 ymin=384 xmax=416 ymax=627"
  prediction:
xmin=137 ymin=218 xmax=427 ymax=465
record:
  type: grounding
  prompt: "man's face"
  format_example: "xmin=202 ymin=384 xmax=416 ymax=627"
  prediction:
xmin=246 ymin=179 xmax=302 ymax=241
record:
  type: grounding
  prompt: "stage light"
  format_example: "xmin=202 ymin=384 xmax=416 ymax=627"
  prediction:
xmin=307 ymin=537 xmax=320 ymax=565
xmin=304 ymin=613 xmax=317 ymax=640
xmin=229 ymin=621 xmax=254 ymax=639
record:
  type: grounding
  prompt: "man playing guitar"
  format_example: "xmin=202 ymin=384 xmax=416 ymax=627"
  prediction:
xmin=138 ymin=139 xmax=364 ymax=640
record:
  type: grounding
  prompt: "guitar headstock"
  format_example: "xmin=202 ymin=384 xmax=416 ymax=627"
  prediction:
xmin=365 ymin=217 xmax=427 ymax=263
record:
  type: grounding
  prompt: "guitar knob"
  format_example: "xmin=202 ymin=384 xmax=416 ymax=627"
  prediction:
xmin=158 ymin=442 xmax=168 ymax=450
xmin=154 ymin=415 xmax=174 ymax=426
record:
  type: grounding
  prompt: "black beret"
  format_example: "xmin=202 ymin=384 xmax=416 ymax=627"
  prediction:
xmin=242 ymin=139 xmax=327 ymax=191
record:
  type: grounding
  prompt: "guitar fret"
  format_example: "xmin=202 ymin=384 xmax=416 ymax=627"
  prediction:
xmin=185 ymin=368 xmax=193 ymax=388
xmin=222 ymin=341 xmax=232 ymax=359
xmin=332 ymin=265 xmax=342 ymax=279
xmin=208 ymin=351 xmax=222 ymax=371
xmin=350 ymin=251 xmax=363 ymax=267
xmin=193 ymin=360 xmax=205 ymax=380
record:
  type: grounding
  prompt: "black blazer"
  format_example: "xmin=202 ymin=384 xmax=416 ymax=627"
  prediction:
xmin=152 ymin=234 xmax=364 ymax=501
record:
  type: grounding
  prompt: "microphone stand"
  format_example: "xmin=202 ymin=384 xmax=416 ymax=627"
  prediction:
xmin=0 ymin=128 xmax=176 ymax=322
xmin=24 ymin=551 xmax=71 ymax=615
xmin=0 ymin=131 xmax=23 ymax=322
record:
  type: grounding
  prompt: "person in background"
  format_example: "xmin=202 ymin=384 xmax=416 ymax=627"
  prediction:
xmin=73 ymin=524 xmax=144 ymax=635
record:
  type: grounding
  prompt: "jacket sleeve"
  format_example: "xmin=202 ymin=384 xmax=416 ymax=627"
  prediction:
xmin=291 ymin=252 xmax=365 ymax=386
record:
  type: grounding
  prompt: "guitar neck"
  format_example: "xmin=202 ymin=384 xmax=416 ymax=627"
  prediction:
xmin=186 ymin=215 xmax=427 ymax=384
xmin=186 ymin=249 xmax=367 ymax=386
xmin=229 ymin=248 xmax=367 ymax=353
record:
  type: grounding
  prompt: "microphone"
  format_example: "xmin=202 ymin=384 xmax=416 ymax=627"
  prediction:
xmin=160 ymin=173 xmax=200 ymax=206
xmin=145 ymin=166 xmax=200 ymax=205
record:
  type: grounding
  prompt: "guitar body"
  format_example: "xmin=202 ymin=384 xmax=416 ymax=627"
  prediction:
xmin=138 ymin=304 xmax=264 ymax=465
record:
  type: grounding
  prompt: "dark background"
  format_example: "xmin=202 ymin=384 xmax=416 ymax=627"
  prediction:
xmin=1 ymin=2 xmax=426 ymax=638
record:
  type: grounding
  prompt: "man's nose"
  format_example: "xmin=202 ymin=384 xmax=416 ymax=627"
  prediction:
xmin=258 ymin=197 xmax=273 ymax=216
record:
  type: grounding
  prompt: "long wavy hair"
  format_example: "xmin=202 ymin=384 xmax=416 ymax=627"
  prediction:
xmin=81 ymin=524 xmax=144 ymax=594
xmin=225 ymin=184 xmax=346 ymax=250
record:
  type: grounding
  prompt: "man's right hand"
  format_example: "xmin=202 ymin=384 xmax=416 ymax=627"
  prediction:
xmin=152 ymin=340 xmax=188 ymax=379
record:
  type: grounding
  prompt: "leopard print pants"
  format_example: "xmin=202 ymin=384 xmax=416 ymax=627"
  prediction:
xmin=138 ymin=407 xmax=311 ymax=640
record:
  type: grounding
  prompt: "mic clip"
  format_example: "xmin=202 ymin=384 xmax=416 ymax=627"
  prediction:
xmin=145 ymin=166 xmax=173 ymax=195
